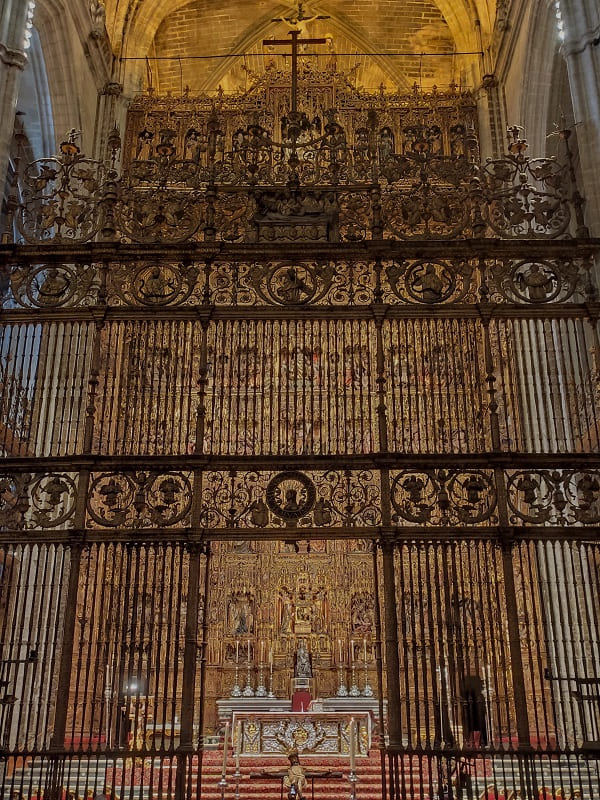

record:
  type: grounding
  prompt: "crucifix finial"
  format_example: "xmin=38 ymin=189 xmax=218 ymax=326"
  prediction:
xmin=264 ymin=26 xmax=328 ymax=114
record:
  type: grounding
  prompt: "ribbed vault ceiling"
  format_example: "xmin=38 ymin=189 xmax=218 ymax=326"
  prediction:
xmin=105 ymin=0 xmax=497 ymax=94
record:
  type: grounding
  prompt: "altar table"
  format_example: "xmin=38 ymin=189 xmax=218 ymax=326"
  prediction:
xmin=231 ymin=711 xmax=371 ymax=756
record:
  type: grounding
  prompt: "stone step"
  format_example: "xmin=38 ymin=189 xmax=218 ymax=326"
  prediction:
xmin=8 ymin=753 xmax=600 ymax=800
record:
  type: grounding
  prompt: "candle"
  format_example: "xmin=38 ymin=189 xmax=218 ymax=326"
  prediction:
xmin=235 ymin=721 xmax=242 ymax=772
xmin=247 ymin=639 xmax=251 ymax=663
xmin=349 ymin=717 xmax=356 ymax=772
xmin=260 ymin=639 xmax=264 ymax=664
xmin=236 ymin=639 xmax=239 ymax=664
xmin=221 ymin=721 xmax=230 ymax=777
xmin=350 ymin=640 xmax=354 ymax=664
xmin=363 ymin=638 xmax=367 ymax=663
xmin=338 ymin=639 xmax=342 ymax=663
xmin=269 ymin=647 xmax=273 ymax=666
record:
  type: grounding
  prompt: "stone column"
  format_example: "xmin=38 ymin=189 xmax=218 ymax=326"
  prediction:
xmin=0 ymin=0 xmax=30 ymax=187
xmin=561 ymin=0 xmax=600 ymax=235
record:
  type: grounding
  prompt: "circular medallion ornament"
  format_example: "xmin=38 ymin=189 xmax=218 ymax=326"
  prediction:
xmin=266 ymin=471 xmax=316 ymax=520
xmin=132 ymin=263 xmax=183 ymax=305
xmin=511 ymin=261 xmax=560 ymax=303
xmin=31 ymin=265 xmax=76 ymax=306
xmin=405 ymin=260 xmax=454 ymax=304
xmin=267 ymin=264 xmax=317 ymax=305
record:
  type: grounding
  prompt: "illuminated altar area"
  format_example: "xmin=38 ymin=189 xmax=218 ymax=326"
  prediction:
xmin=206 ymin=540 xmax=380 ymax=739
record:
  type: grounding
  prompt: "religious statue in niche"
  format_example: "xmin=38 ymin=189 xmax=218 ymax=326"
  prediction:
xmin=228 ymin=592 xmax=254 ymax=635
xmin=379 ymin=127 xmax=395 ymax=160
xmin=278 ymin=581 xmax=328 ymax=636
xmin=294 ymin=585 xmax=313 ymax=634
xmin=280 ymin=587 xmax=294 ymax=635
xmin=89 ymin=0 xmax=106 ymax=37
xmin=351 ymin=592 xmax=374 ymax=635
xmin=294 ymin=641 xmax=313 ymax=678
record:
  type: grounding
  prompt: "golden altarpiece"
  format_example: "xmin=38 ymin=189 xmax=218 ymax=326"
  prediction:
xmin=0 ymin=47 xmax=600 ymax=800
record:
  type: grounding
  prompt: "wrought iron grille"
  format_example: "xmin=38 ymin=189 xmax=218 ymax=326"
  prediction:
xmin=0 ymin=78 xmax=599 ymax=800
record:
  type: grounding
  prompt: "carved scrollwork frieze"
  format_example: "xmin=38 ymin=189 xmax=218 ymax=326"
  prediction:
xmin=390 ymin=469 xmax=497 ymax=526
xmin=507 ymin=469 xmax=600 ymax=525
xmin=87 ymin=471 xmax=193 ymax=528
xmin=5 ymin=257 xmax=591 ymax=310
xmin=0 ymin=472 xmax=78 ymax=530
xmin=199 ymin=469 xmax=382 ymax=529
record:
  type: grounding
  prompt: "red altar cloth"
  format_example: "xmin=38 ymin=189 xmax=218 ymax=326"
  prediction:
xmin=291 ymin=690 xmax=312 ymax=712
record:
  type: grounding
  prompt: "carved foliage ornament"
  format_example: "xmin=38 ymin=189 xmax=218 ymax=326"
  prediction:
xmin=17 ymin=149 xmax=105 ymax=244
xmin=0 ymin=472 xmax=77 ymax=529
xmin=87 ymin=471 xmax=192 ymax=528
xmin=391 ymin=469 xmax=497 ymax=526
xmin=507 ymin=469 xmax=600 ymax=525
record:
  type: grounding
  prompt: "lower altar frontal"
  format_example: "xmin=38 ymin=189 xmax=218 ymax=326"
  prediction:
xmin=231 ymin=712 xmax=371 ymax=757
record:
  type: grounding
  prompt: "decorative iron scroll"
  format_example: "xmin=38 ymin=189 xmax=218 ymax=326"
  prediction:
xmin=2 ymin=468 xmax=600 ymax=530
xmin=390 ymin=469 xmax=497 ymax=526
xmin=0 ymin=472 xmax=77 ymax=529
xmin=2 ymin=257 xmax=592 ymax=310
xmin=10 ymin=71 xmax=586 ymax=245
xmin=7 ymin=263 xmax=100 ymax=308
xmin=199 ymin=469 xmax=382 ymax=528
xmin=484 ymin=258 xmax=589 ymax=304
xmin=481 ymin=137 xmax=571 ymax=239
xmin=87 ymin=471 xmax=192 ymax=528
xmin=383 ymin=259 xmax=477 ymax=304
xmin=107 ymin=261 xmax=202 ymax=306
xmin=13 ymin=148 xmax=581 ymax=245
xmin=117 ymin=188 xmax=207 ymax=244
xmin=209 ymin=260 xmax=376 ymax=306
xmin=507 ymin=469 xmax=600 ymax=525
xmin=16 ymin=137 xmax=105 ymax=244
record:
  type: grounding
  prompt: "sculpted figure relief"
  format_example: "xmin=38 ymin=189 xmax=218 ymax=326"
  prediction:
xmin=294 ymin=640 xmax=312 ymax=678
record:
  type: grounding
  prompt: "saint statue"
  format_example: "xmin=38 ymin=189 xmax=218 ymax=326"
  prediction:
xmin=294 ymin=640 xmax=312 ymax=678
